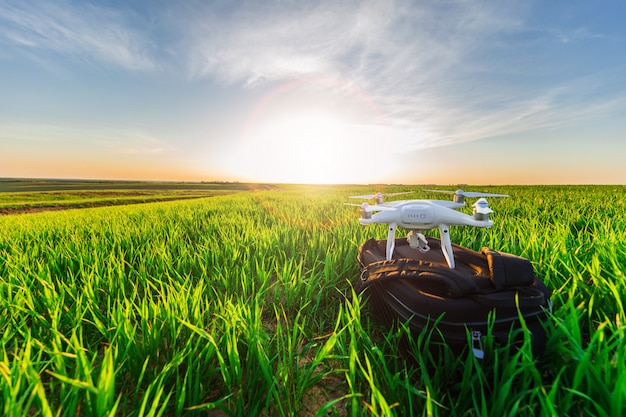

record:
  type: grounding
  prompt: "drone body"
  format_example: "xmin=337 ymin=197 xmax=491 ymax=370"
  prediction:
xmin=348 ymin=190 xmax=508 ymax=269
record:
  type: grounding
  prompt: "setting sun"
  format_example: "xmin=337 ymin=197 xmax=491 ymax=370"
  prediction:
xmin=225 ymin=74 xmax=403 ymax=184
xmin=237 ymin=111 xmax=349 ymax=183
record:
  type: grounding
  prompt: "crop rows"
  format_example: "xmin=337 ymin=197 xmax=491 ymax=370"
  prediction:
xmin=0 ymin=185 xmax=625 ymax=416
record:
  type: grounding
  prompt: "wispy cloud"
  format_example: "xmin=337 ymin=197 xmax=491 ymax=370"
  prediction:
xmin=176 ymin=2 xmax=526 ymax=143
xmin=177 ymin=0 xmax=626 ymax=151
xmin=81 ymin=126 xmax=176 ymax=156
xmin=0 ymin=120 xmax=174 ymax=158
xmin=0 ymin=0 xmax=156 ymax=71
xmin=111 ymin=133 xmax=175 ymax=156
xmin=2 ymin=0 xmax=624 ymax=158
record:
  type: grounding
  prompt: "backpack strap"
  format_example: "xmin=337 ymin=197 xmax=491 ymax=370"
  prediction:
xmin=360 ymin=254 xmax=545 ymax=308
xmin=471 ymin=286 xmax=547 ymax=309
xmin=360 ymin=259 xmax=481 ymax=298
xmin=480 ymin=248 xmax=536 ymax=290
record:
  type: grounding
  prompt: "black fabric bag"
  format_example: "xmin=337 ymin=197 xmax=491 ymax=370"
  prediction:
xmin=355 ymin=237 xmax=552 ymax=358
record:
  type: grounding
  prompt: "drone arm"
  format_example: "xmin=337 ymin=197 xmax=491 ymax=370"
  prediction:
xmin=386 ymin=223 xmax=397 ymax=261
xmin=439 ymin=224 xmax=455 ymax=269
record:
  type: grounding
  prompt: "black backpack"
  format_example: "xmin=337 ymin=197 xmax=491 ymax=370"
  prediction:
xmin=355 ymin=237 xmax=552 ymax=358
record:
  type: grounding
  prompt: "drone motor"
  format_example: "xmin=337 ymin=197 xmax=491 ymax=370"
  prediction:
xmin=472 ymin=198 xmax=493 ymax=221
xmin=360 ymin=202 xmax=372 ymax=220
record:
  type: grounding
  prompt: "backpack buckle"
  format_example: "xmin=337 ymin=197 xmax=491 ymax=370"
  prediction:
xmin=471 ymin=330 xmax=484 ymax=359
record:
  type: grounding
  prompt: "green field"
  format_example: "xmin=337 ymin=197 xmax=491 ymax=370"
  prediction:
xmin=1 ymin=183 xmax=625 ymax=416
xmin=0 ymin=179 xmax=266 ymax=215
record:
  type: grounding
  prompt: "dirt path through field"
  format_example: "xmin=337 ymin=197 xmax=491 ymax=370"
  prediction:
xmin=0 ymin=195 xmax=215 ymax=216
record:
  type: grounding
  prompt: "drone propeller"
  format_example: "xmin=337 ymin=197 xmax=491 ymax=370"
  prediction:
xmin=425 ymin=189 xmax=509 ymax=204
xmin=344 ymin=201 xmax=393 ymax=220
xmin=344 ymin=202 xmax=393 ymax=212
xmin=425 ymin=189 xmax=509 ymax=198
xmin=349 ymin=191 xmax=412 ymax=205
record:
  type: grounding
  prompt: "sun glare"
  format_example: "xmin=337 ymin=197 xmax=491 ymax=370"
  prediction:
xmin=230 ymin=77 xmax=400 ymax=184
xmin=238 ymin=111 xmax=368 ymax=184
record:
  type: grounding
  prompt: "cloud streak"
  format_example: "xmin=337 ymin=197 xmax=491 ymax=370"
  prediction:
xmin=0 ymin=0 xmax=156 ymax=71
xmin=0 ymin=120 xmax=174 ymax=158
xmin=2 ymin=0 xmax=625 ymax=166
xmin=176 ymin=0 xmax=626 ymax=151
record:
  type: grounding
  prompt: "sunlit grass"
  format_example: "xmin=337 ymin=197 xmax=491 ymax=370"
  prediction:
xmin=0 ymin=185 xmax=625 ymax=415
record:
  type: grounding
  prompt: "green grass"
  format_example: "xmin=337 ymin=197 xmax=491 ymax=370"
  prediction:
xmin=0 ymin=179 xmax=260 ymax=214
xmin=0 ymin=184 xmax=625 ymax=416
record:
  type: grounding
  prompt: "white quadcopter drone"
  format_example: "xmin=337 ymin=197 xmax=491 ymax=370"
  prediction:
xmin=347 ymin=189 xmax=509 ymax=269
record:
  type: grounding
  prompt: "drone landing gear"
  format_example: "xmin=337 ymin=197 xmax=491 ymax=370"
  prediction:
xmin=439 ymin=224 xmax=455 ymax=269
xmin=386 ymin=223 xmax=397 ymax=261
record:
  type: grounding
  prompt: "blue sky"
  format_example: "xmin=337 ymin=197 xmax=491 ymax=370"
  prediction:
xmin=1 ymin=0 xmax=625 ymax=184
